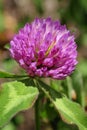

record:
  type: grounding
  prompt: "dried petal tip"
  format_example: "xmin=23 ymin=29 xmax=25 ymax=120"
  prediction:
xmin=10 ymin=17 xmax=78 ymax=79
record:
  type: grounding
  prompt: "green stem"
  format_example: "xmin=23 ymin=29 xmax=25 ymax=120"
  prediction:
xmin=35 ymin=97 xmax=40 ymax=130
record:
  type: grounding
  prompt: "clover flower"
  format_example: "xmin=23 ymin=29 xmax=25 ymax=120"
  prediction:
xmin=10 ymin=18 xmax=77 ymax=79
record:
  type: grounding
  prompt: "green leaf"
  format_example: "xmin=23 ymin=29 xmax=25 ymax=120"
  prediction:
xmin=0 ymin=70 xmax=27 ymax=78
xmin=1 ymin=122 xmax=16 ymax=130
xmin=71 ymin=70 xmax=85 ymax=107
xmin=38 ymin=80 xmax=87 ymax=130
xmin=0 ymin=81 xmax=39 ymax=127
xmin=0 ymin=70 xmax=16 ymax=78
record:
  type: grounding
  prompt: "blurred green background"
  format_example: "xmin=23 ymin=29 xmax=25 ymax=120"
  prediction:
xmin=0 ymin=0 xmax=87 ymax=130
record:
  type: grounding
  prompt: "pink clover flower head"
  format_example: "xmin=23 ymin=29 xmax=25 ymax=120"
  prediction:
xmin=10 ymin=17 xmax=78 ymax=79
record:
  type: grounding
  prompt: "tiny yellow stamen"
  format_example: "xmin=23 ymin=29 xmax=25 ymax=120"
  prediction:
xmin=45 ymin=41 xmax=56 ymax=56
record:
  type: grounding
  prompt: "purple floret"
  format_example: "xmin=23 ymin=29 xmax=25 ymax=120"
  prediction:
xmin=10 ymin=17 xmax=78 ymax=79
